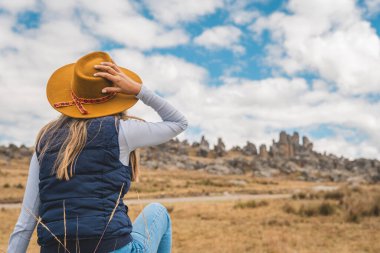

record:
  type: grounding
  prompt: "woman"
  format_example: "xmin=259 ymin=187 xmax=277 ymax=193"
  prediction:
xmin=7 ymin=51 xmax=188 ymax=253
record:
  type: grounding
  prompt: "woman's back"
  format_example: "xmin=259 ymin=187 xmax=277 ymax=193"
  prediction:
xmin=37 ymin=116 xmax=133 ymax=252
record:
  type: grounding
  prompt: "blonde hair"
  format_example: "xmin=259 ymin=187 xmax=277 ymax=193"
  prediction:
xmin=34 ymin=111 xmax=145 ymax=182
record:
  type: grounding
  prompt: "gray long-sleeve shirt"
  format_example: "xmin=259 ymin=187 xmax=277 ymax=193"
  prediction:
xmin=7 ymin=84 xmax=188 ymax=252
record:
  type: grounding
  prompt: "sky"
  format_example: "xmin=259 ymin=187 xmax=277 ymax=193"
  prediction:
xmin=0 ymin=0 xmax=379 ymax=160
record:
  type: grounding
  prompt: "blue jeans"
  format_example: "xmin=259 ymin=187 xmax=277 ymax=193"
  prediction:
xmin=110 ymin=202 xmax=172 ymax=253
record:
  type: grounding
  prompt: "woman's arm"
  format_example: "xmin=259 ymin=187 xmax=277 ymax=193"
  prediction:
xmin=93 ymin=62 xmax=188 ymax=154
xmin=119 ymin=84 xmax=188 ymax=151
xmin=8 ymin=152 xmax=41 ymax=253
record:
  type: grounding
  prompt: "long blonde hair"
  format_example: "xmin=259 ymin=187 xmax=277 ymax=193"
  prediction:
xmin=34 ymin=111 xmax=144 ymax=182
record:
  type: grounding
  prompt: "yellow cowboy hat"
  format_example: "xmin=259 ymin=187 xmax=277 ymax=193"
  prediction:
xmin=46 ymin=51 xmax=142 ymax=118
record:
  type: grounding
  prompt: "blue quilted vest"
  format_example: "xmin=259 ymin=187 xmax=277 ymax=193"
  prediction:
xmin=36 ymin=115 xmax=133 ymax=252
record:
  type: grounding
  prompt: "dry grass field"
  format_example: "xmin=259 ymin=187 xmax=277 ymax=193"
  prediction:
xmin=0 ymin=157 xmax=338 ymax=203
xmin=1 ymin=194 xmax=380 ymax=253
xmin=1 ymin=158 xmax=380 ymax=252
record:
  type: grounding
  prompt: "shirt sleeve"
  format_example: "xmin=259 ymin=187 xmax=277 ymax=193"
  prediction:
xmin=8 ymin=152 xmax=40 ymax=253
xmin=119 ymin=84 xmax=188 ymax=152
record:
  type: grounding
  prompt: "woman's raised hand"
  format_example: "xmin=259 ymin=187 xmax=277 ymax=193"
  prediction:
xmin=93 ymin=62 xmax=142 ymax=96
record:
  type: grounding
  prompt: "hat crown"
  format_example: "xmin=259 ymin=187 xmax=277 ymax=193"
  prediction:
xmin=71 ymin=51 xmax=113 ymax=99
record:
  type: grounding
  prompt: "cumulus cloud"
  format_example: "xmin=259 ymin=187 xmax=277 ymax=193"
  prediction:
xmin=74 ymin=0 xmax=190 ymax=50
xmin=0 ymin=0 xmax=39 ymax=13
xmin=314 ymin=136 xmax=379 ymax=160
xmin=194 ymin=25 xmax=244 ymax=53
xmin=364 ymin=0 xmax=380 ymax=15
xmin=142 ymin=0 xmax=224 ymax=25
xmin=207 ymin=76 xmax=380 ymax=155
xmin=225 ymin=0 xmax=260 ymax=25
xmin=250 ymin=0 xmax=380 ymax=95
xmin=111 ymin=49 xmax=208 ymax=96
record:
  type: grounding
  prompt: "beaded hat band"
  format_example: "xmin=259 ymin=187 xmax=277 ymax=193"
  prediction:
xmin=53 ymin=91 xmax=117 ymax=115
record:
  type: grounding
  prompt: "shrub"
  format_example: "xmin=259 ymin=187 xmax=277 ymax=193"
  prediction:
xmin=292 ymin=191 xmax=321 ymax=200
xmin=264 ymin=218 xmax=291 ymax=227
xmin=196 ymin=179 xmax=228 ymax=187
xmin=282 ymin=203 xmax=297 ymax=214
xmin=298 ymin=204 xmax=318 ymax=217
xmin=283 ymin=202 xmax=336 ymax=217
xmin=14 ymin=183 xmax=24 ymax=189
xmin=318 ymin=202 xmax=336 ymax=216
xmin=292 ymin=192 xmax=307 ymax=200
xmin=234 ymin=200 xmax=268 ymax=209
xmin=324 ymin=191 xmax=344 ymax=201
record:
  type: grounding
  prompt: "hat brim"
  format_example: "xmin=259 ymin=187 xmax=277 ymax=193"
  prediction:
xmin=46 ymin=63 xmax=141 ymax=119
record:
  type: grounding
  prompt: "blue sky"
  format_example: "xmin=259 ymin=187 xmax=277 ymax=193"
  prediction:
xmin=0 ymin=0 xmax=380 ymax=159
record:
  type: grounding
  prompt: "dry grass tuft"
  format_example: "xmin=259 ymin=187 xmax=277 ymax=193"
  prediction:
xmin=23 ymin=205 xmax=71 ymax=253
xmin=76 ymin=216 xmax=80 ymax=253
xmin=286 ymin=186 xmax=380 ymax=222
xmin=136 ymin=190 xmax=151 ymax=251
xmin=166 ymin=206 xmax=174 ymax=213
xmin=342 ymin=187 xmax=380 ymax=222
xmin=292 ymin=191 xmax=322 ymax=200
xmin=300 ymin=202 xmax=336 ymax=217
xmin=93 ymin=183 xmax=124 ymax=253
xmin=63 ymin=200 xmax=67 ymax=252
xmin=323 ymin=190 xmax=345 ymax=201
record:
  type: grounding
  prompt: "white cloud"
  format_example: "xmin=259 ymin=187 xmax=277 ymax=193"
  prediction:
xmin=0 ymin=0 xmax=39 ymax=13
xmin=229 ymin=9 xmax=259 ymax=25
xmin=143 ymin=0 xmax=224 ymax=25
xmin=186 ymin=76 xmax=380 ymax=160
xmin=364 ymin=0 xmax=380 ymax=15
xmin=225 ymin=0 xmax=260 ymax=25
xmin=110 ymin=48 xmax=208 ymax=97
xmin=0 ymin=7 xmax=99 ymax=145
xmin=314 ymin=137 xmax=379 ymax=160
xmin=250 ymin=0 xmax=380 ymax=95
xmin=194 ymin=25 xmax=244 ymax=53
xmin=74 ymin=0 xmax=190 ymax=50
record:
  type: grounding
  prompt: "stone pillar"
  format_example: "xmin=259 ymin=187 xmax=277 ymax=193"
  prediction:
xmin=302 ymin=136 xmax=313 ymax=151
xmin=214 ymin=137 xmax=226 ymax=157
xmin=242 ymin=141 xmax=257 ymax=156
xmin=196 ymin=135 xmax=209 ymax=157
xmin=259 ymin=144 xmax=268 ymax=159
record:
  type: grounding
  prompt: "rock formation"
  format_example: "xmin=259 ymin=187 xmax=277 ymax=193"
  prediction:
xmin=1 ymin=130 xmax=380 ymax=183
xmin=196 ymin=135 xmax=209 ymax=157
xmin=270 ymin=131 xmax=302 ymax=158
xmin=213 ymin=137 xmax=226 ymax=157
xmin=259 ymin=144 xmax=268 ymax=159
xmin=242 ymin=141 xmax=257 ymax=156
